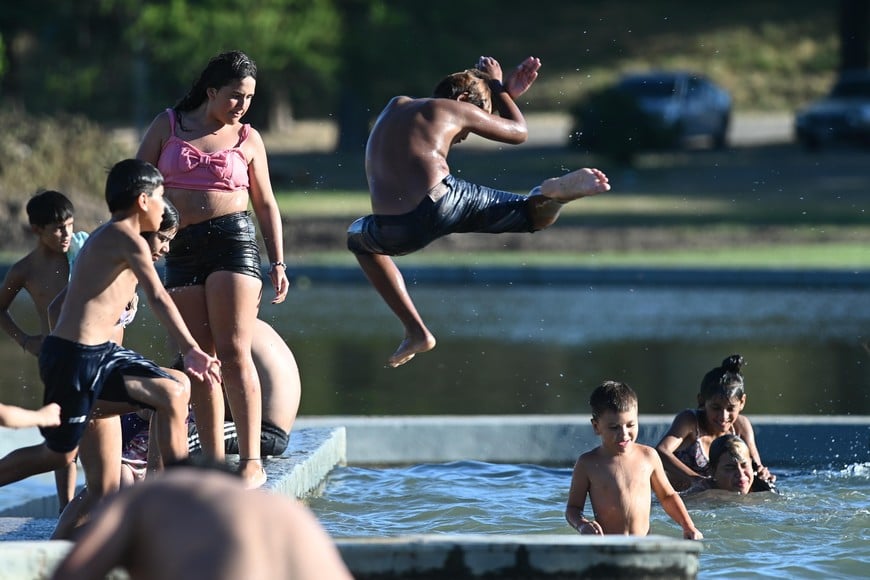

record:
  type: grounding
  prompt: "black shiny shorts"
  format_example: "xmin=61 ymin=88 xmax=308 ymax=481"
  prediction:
xmin=164 ymin=211 xmax=262 ymax=288
xmin=347 ymin=174 xmax=534 ymax=256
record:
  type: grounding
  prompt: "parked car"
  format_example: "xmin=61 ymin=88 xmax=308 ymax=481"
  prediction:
xmin=613 ymin=71 xmax=732 ymax=148
xmin=568 ymin=71 xmax=732 ymax=163
xmin=794 ymin=70 xmax=870 ymax=150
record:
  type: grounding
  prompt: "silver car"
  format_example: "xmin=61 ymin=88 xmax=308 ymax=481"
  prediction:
xmin=616 ymin=71 xmax=732 ymax=148
xmin=795 ymin=70 xmax=870 ymax=150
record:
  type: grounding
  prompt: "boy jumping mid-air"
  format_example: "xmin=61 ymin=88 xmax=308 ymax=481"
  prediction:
xmin=348 ymin=56 xmax=610 ymax=368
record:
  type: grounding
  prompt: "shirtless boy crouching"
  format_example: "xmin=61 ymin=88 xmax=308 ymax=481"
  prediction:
xmin=0 ymin=159 xmax=221 ymax=489
xmin=565 ymin=380 xmax=703 ymax=539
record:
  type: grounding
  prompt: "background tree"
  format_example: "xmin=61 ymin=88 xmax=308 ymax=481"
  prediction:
xmin=840 ymin=0 xmax=870 ymax=70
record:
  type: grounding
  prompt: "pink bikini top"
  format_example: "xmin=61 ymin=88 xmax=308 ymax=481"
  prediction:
xmin=157 ymin=108 xmax=250 ymax=192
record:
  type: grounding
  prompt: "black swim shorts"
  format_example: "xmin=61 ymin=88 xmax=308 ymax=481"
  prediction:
xmin=38 ymin=336 xmax=173 ymax=453
xmin=347 ymin=174 xmax=534 ymax=256
xmin=187 ymin=420 xmax=290 ymax=457
xmin=164 ymin=211 xmax=262 ymax=288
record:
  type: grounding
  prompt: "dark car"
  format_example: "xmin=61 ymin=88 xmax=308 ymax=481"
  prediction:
xmin=613 ymin=71 xmax=732 ymax=148
xmin=795 ymin=70 xmax=870 ymax=150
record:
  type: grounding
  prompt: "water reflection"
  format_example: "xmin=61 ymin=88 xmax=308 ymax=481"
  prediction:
xmin=1 ymin=284 xmax=867 ymax=415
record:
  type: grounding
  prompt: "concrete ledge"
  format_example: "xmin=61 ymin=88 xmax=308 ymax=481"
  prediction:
xmin=0 ymin=534 xmax=700 ymax=580
xmin=0 ymin=426 xmax=346 ymax=522
xmin=295 ymin=415 xmax=870 ymax=466
xmin=337 ymin=534 xmax=701 ymax=580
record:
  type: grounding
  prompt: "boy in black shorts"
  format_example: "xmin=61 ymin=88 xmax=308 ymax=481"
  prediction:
xmin=0 ymin=159 xmax=220 ymax=490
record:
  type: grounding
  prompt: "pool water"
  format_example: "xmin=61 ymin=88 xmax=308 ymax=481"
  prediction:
xmin=308 ymin=460 xmax=870 ymax=580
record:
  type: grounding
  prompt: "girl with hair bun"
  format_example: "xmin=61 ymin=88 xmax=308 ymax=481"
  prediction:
xmin=656 ymin=354 xmax=776 ymax=491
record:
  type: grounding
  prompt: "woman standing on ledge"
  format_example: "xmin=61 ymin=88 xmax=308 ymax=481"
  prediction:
xmin=137 ymin=50 xmax=289 ymax=488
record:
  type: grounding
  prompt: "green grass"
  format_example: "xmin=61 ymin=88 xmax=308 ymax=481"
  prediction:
xmin=289 ymin=242 xmax=870 ymax=270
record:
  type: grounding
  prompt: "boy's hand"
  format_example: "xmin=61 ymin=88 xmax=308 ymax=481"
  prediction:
xmin=576 ymin=520 xmax=603 ymax=535
xmin=504 ymin=56 xmax=541 ymax=99
xmin=476 ymin=56 xmax=504 ymax=83
xmin=182 ymin=348 xmax=222 ymax=389
xmin=37 ymin=403 xmax=61 ymax=427
xmin=684 ymin=527 xmax=704 ymax=540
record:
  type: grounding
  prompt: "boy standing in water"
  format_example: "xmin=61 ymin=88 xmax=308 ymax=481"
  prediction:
xmin=566 ymin=380 xmax=703 ymax=539
xmin=348 ymin=55 xmax=610 ymax=367
xmin=0 ymin=190 xmax=88 ymax=511
xmin=0 ymin=159 xmax=221 ymax=491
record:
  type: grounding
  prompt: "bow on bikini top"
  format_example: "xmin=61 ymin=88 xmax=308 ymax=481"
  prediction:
xmin=157 ymin=108 xmax=250 ymax=192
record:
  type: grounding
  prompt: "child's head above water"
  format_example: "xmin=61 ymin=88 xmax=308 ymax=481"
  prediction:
xmin=697 ymin=354 xmax=747 ymax=434
xmin=708 ymin=434 xmax=754 ymax=494
xmin=589 ymin=380 xmax=638 ymax=420
xmin=699 ymin=354 xmax=746 ymax=402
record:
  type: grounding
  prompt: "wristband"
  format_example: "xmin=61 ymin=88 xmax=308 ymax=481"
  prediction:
xmin=269 ymin=261 xmax=286 ymax=273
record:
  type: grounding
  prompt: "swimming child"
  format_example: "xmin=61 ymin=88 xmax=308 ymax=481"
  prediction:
xmin=565 ymin=380 xmax=703 ymax=539
xmin=348 ymin=55 xmax=610 ymax=367
xmin=656 ymin=354 xmax=775 ymax=491
xmin=0 ymin=190 xmax=87 ymax=510
xmin=0 ymin=159 xmax=221 ymax=500
xmin=686 ymin=434 xmax=776 ymax=494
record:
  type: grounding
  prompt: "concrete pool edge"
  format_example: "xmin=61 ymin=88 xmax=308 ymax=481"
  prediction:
xmin=1 ymin=414 xmax=867 ymax=579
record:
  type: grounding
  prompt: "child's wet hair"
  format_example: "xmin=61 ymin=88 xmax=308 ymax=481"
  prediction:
xmin=105 ymin=159 xmax=164 ymax=213
xmin=432 ymin=68 xmax=493 ymax=111
xmin=159 ymin=198 xmax=180 ymax=233
xmin=26 ymin=190 xmax=74 ymax=227
xmin=699 ymin=354 xmax=746 ymax=402
xmin=708 ymin=434 xmax=750 ymax=472
xmin=589 ymin=380 xmax=638 ymax=420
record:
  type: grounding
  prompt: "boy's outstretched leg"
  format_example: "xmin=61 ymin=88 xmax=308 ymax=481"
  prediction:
xmin=355 ymin=253 xmax=436 ymax=367
xmin=0 ymin=444 xmax=77 ymax=488
xmin=540 ymin=168 xmax=610 ymax=203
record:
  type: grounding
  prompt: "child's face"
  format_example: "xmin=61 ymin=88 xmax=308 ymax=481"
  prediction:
xmin=142 ymin=187 xmax=166 ymax=233
xmin=144 ymin=228 xmax=177 ymax=262
xmin=591 ymin=406 xmax=639 ymax=455
xmin=713 ymin=448 xmax=754 ymax=494
xmin=34 ymin=217 xmax=74 ymax=254
xmin=702 ymin=394 xmax=746 ymax=435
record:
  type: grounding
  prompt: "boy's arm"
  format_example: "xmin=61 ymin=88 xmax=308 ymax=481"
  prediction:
xmin=0 ymin=402 xmax=61 ymax=429
xmin=126 ymin=237 xmax=221 ymax=387
xmin=565 ymin=456 xmax=603 ymax=534
xmin=649 ymin=450 xmax=703 ymax=540
xmin=0 ymin=263 xmax=39 ymax=355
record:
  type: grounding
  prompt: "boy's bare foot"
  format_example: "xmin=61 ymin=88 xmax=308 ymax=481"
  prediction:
xmin=387 ymin=333 xmax=437 ymax=368
xmin=540 ymin=168 xmax=610 ymax=202
xmin=238 ymin=458 xmax=267 ymax=489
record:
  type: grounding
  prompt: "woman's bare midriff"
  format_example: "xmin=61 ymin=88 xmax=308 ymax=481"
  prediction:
xmin=165 ymin=188 xmax=250 ymax=228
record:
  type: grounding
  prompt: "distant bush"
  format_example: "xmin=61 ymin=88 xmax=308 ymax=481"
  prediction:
xmin=567 ymin=87 xmax=679 ymax=165
xmin=0 ymin=110 xmax=133 ymax=250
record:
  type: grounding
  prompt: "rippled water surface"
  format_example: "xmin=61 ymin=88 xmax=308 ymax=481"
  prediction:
xmin=308 ymin=460 xmax=870 ymax=580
